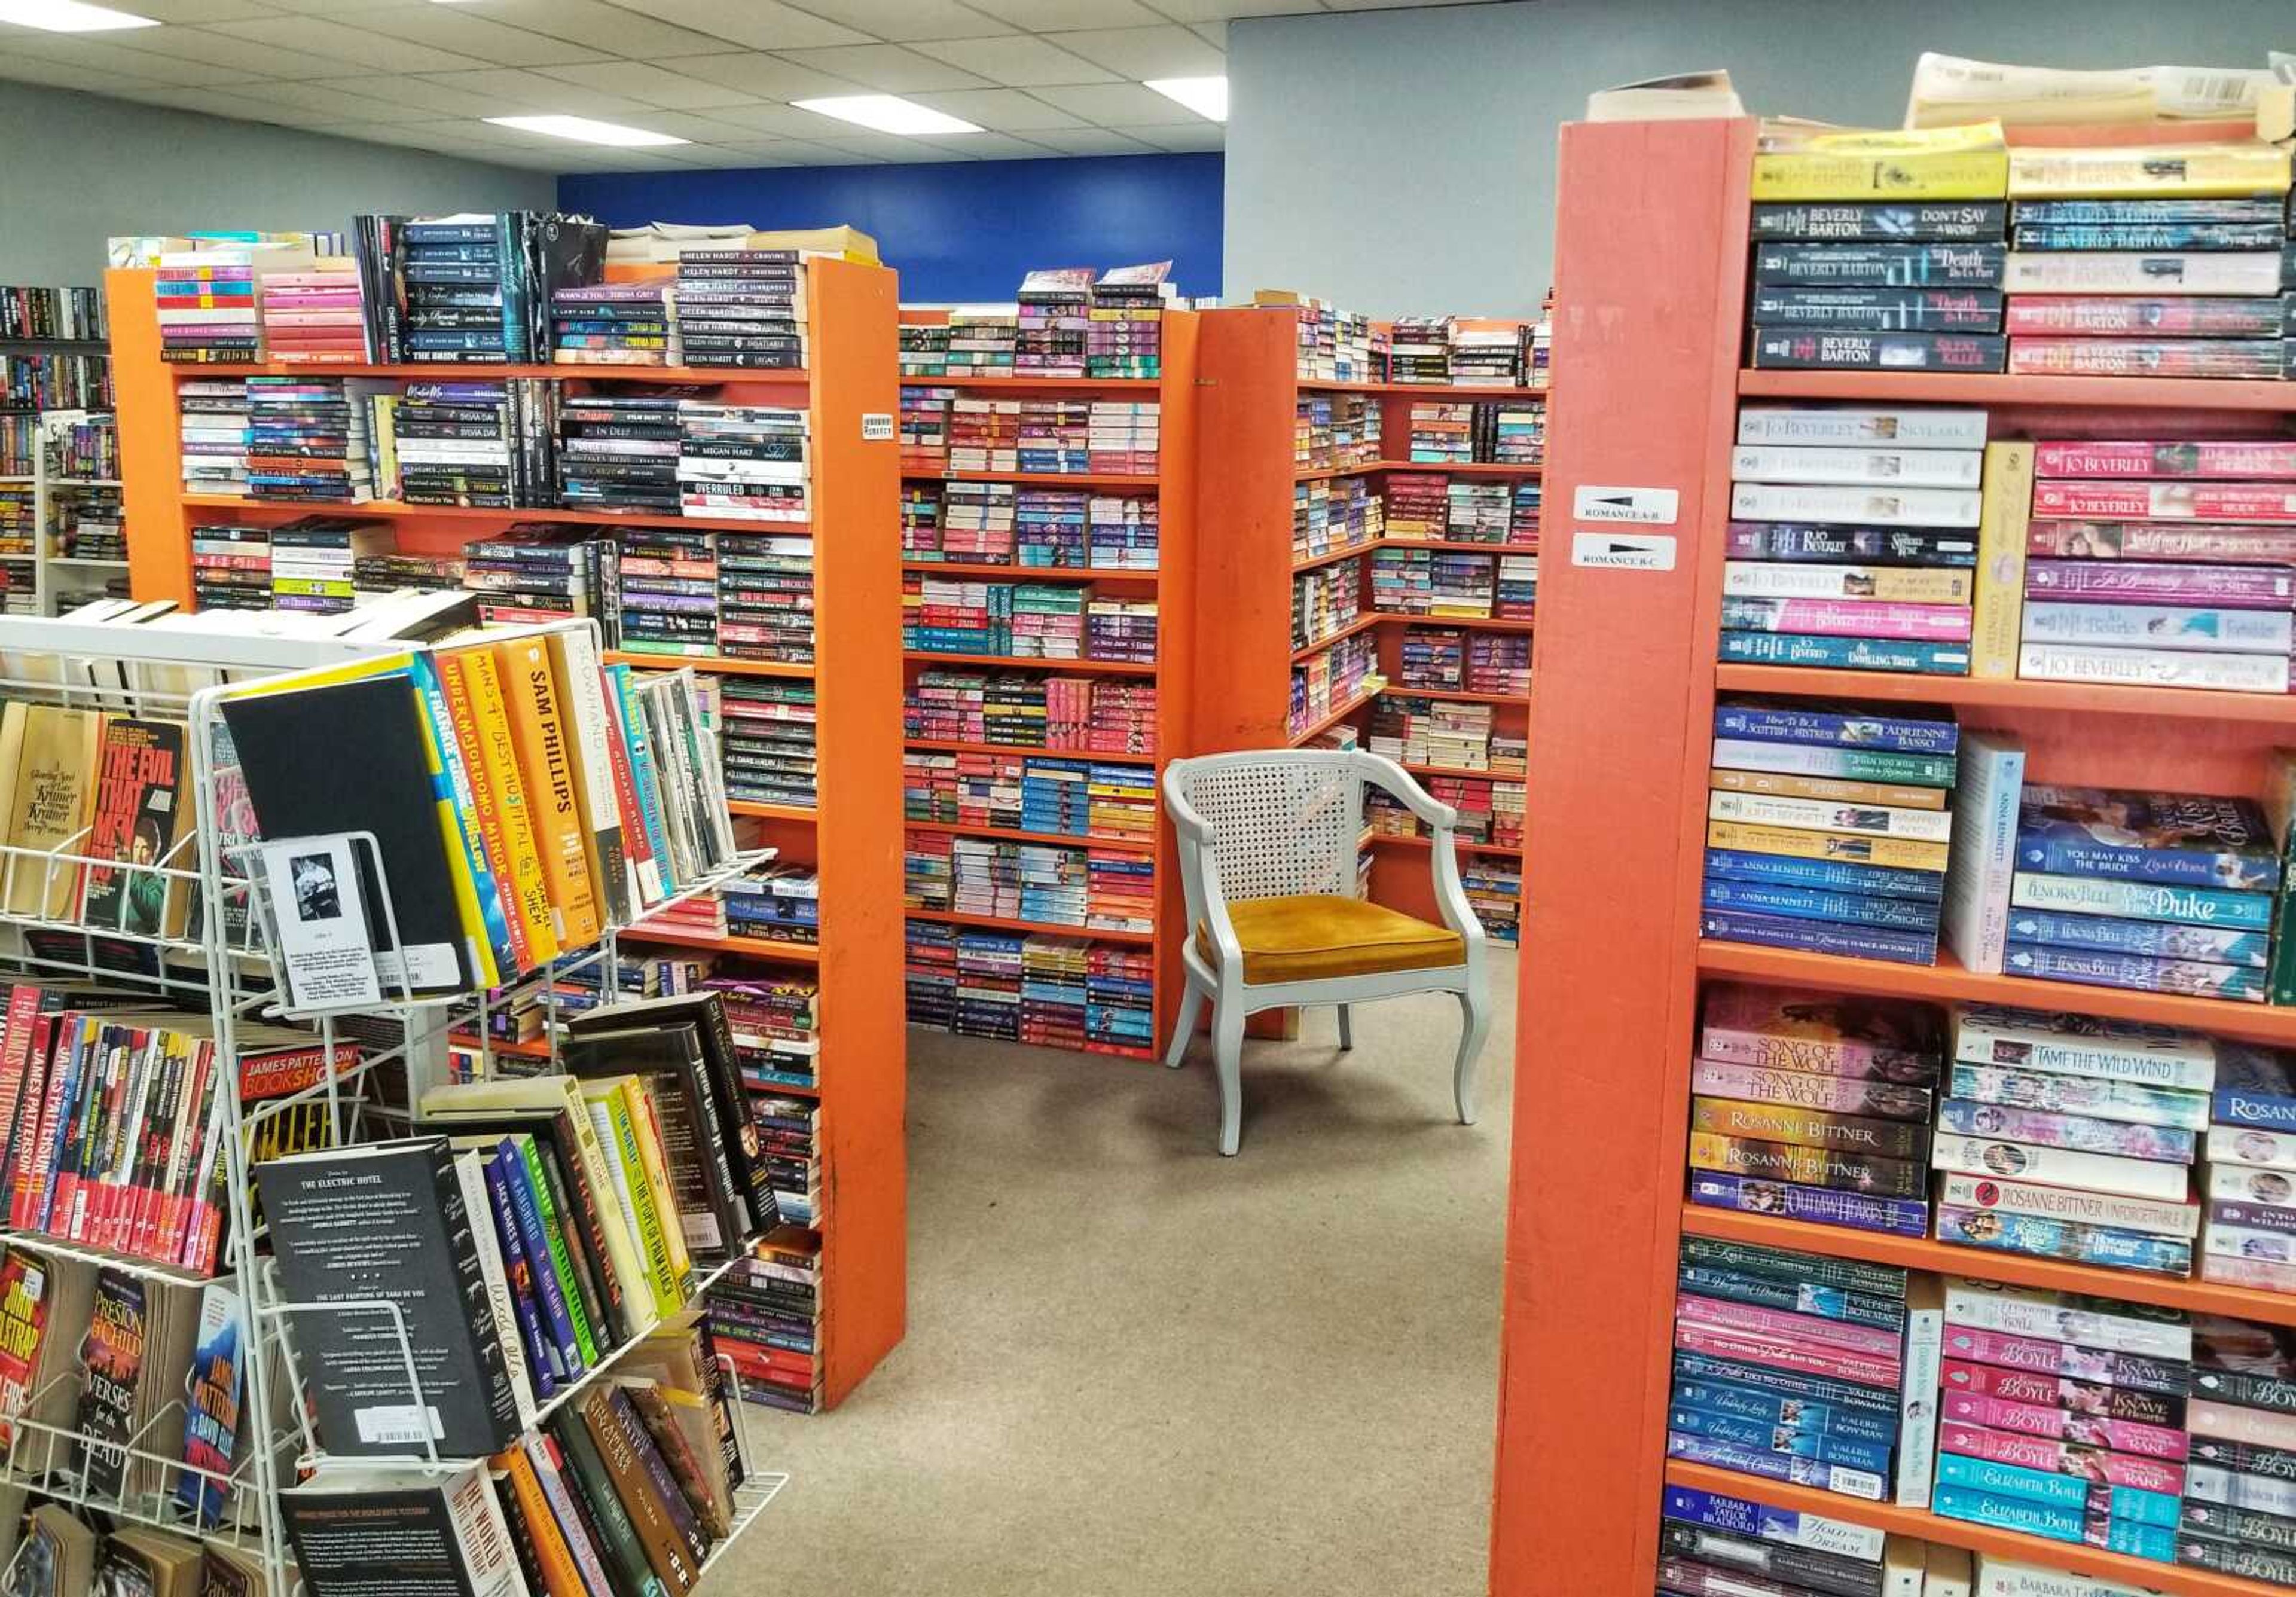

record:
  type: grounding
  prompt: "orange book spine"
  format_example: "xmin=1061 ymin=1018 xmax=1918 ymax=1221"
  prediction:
xmin=493 ymin=640 xmax=602 ymax=949
xmin=458 ymin=648 xmax=561 ymax=967
xmin=438 ymin=652 xmax=534 ymax=976
xmin=494 ymin=1444 xmax=590 ymax=1597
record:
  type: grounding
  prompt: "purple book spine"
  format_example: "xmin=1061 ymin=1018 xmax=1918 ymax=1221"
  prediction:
xmin=2025 ymin=558 xmax=2296 ymax=608
xmin=1702 ymin=908 xmax=1940 ymax=966
xmin=1686 ymin=1169 xmax=1930 ymax=1236
xmin=2004 ymin=941 xmax=2266 ymax=1003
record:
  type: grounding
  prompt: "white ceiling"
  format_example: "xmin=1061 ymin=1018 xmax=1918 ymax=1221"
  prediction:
xmin=0 ymin=0 xmax=1486 ymax=170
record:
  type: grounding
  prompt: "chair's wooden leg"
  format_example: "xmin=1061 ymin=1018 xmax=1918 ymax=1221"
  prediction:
xmin=1335 ymin=1003 xmax=1353 ymax=1051
xmin=1215 ymin=998 xmax=1245 ymax=1156
xmin=1454 ymin=987 xmax=1489 ymax=1127
xmin=1164 ymin=982 xmax=1205 ymax=1068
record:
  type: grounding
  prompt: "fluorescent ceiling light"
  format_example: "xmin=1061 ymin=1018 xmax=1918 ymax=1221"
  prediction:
xmin=484 ymin=114 xmax=689 ymax=148
xmin=0 ymin=0 xmax=158 ymax=31
xmin=1145 ymin=75 xmax=1227 ymax=122
xmin=792 ymin=94 xmax=981 ymax=136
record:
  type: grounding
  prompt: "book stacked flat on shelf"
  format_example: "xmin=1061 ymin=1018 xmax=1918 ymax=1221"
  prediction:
xmin=1702 ymin=697 xmax=1959 ymax=964
xmin=949 ymin=396 xmax=1020 ymax=472
xmin=1659 ymin=1479 xmax=1927 ymax=1597
xmin=723 ymin=863 xmax=818 ymax=946
xmin=1261 ymin=292 xmax=1373 ymax=383
xmin=245 ymin=375 xmax=371 ymax=504
xmin=1388 ymin=317 xmax=1450 ymax=384
xmin=718 ymin=534 xmax=814 ymax=664
xmin=558 ymin=392 xmax=682 ymax=513
xmin=1461 ymin=858 xmax=1522 ymax=944
xmin=1998 ymin=141 xmax=2296 ymax=380
xmin=944 ymin=309 xmax=1018 ymax=377
xmin=259 ymin=259 xmax=365 ymax=364
xmin=1372 ymin=548 xmax=1498 ymax=619
xmin=1088 ymin=399 xmax=1158 ymax=476
xmin=381 ymin=378 xmax=540 ymax=508
xmin=2007 ymin=785 xmax=2279 ymax=1003
xmin=156 ymin=249 xmax=271 ymax=365
xmin=2200 ymin=1044 xmax=2296 ymax=1293
xmin=1293 ymin=477 xmax=1381 ymax=563
xmin=1747 ymin=123 xmax=2010 ymax=371
xmin=462 ymin=526 xmax=594 ymax=627
xmin=706 ymin=972 xmax=819 ymax=1098
xmin=1686 ymin=981 xmax=1943 ymax=1238
xmin=1726 ymin=406 xmax=1987 ymax=676
xmin=899 ymin=384 xmax=952 ymax=471
xmin=1665 ymin=1234 xmax=1921 ymax=1502
xmin=2181 ymin=1314 xmax=2296 ymax=1583
xmin=1288 ymin=631 xmax=1380 ymax=737
xmin=1383 ymin=473 xmax=1446 ymax=542
xmin=1088 ymin=264 xmax=1167 ymax=378
xmin=1448 ymin=319 xmax=1537 ymax=387
xmin=674 ymin=248 xmax=805 ymax=370
xmin=176 ymin=378 xmax=248 ymax=494
xmin=269 ymin=516 xmax=392 ymax=615
xmin=1016 ymin=268 xmax=1091 ymax=377
xmin=1934 ymin=1004 xmax=2207 ymax=1277
xmin=1296 ymin=392 xmax=1381 ymax=471
xmin=1013 ymin=486 xmax=1080 ymax=566
xmin=900 ymin=481 xmax=945 ymax=560
xmin=191 ymin=523 xmax=270 ymax=610
xmin=1934 ymin=1283 xmax=2191 ymax=1564
xmin=613 ymin=525 xmax=715 ymax=655
xmin=710 ymin=1225 xmax=820 ymax=1411
xmin=676 ymin=401 xmax=807 ymax=523
xmin=552 ymin=279 xmax=677 ymax=367
xmin=1292 ymin=561 xmax=1363 ymax=652
xmin=2015 ymin=441 xmax=2296 ymax=693
xmin=1469 ymin=631 xmax=1531 ymax=694
xmin=899 ymin=321 xmax=949 ymax=377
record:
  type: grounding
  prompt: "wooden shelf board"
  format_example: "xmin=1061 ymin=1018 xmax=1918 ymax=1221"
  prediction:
xmin=1696 ymin=938 xmax=2296 ymax=1046
xmin=1294 ymin=460 xmax=1386 ymax=483
xmin=602 ymin=651 xmax=812 ymax=680
xmin=898 ymin=373 xmax=1161 ymax=390
xmin=728 ymin=800 xmax=816 ymax=823
xmin=904 ymin=907 xmax=1153 ymax=945
xmin=1299 ymin=379 xmax=1550 ymax=399
xmin=1290 ymin=540 xmax=1381 ymax=574
xmin=1291 ymin=610 xmax=1382 ymax=663
xmin=904 ymin=735 xmax=1158 ymax=761
xmin=617 ymin=925 xmax=822 ymax=961
xmin=906 ymin=469 xmax=1160 ymax=488
xmin=180 ymin=493 xmax=809 ymax=536
xmin=900 ymin=560 xmax=1156 ymax=581
xmin=1380 ymin=460 xmax=1542 ymax=478
xmin=448 ymin=1031 xmax=554 ymax=1060
xmin=1739 ymin=367 xmax=2296 ymax=411
xmin=1402 ymin=761 xmax=1529 ymax=782
xmin=901 ymin=819 xmax=1155 ymax=853
xmin=1376 ymin=611 xmax=1534 ymax=633
xmin=1663 ymin=1461 xmax=2280 ymax=1597
xmin=900 ymin=651 xmax=1156 ymax=676
xmin=1712 ymin=663 xmax=2296 ymax=724
xmin=1288 ymin=685 xmax=1385 ymax=746
xmin=170 ymin=361 xmax=809 ymax=383
xmin=1384 ymin=685 xmax=1528 ymax=705
xmin=1385 ymin=538 xmax=1543 ymax=555
xmin=1367 ymin=832 xmax=1523 ymax=857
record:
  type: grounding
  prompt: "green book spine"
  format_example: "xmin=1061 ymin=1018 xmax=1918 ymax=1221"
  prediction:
xmin=521 ymin=1137 xmax=600 ymax=1366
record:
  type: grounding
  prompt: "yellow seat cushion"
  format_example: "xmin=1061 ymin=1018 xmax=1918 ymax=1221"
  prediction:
xmin=1201 ymin=894 xmax=1466 ymax=985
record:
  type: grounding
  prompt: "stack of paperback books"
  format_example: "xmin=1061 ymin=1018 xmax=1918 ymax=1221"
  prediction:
xmin=2008 ymin=785 xmax=2279 ymax=1002
xmin=1016 ymin=267 xmax=1091 ymax=376
xmin=1666 ymin=1235 xmax=1923 ymax=1501
xmin=944 ymin=308 xmax=1018 ymax=377
xmin=1087 ymin=264 xmax=1166 ymax=377
xmin=1725 ymin=405 xmax=1985 ymax=676
xmin=1372 ymin=548 xmax=1498 ymax=618
xmin=1293 ymin=561 xmax=1364 ymax=651
xmin=1270 ymin=293 xmax=1372 ymax=382
xmin=709 ymin=1227 xmax=822 ymax=1410
xmin=1932 ymin=1282 xmax=2190 ymax=1564
xmin=557 ymin=392 xmax=680 ymax=513
xmin=674 ymin=247 xmax=804 ymax=370
xmin=718 ymin=533 xmax=813 ymax=664
xmin=752 ymin=1100 xmax=819 ymax=1225
xmin=1932 ymin=1004 xmax=2207 ymax=1278
xmin=1369 ymin=695 xmax=1496 ymax=769
xmin=899 ymin=321 xmax=949 ymax=377
xmin=549 ymin=279 xmax=676 ymax=365
xmin=2001 ymin=139 xmax=2295 ymax=379
xmin=354 ymin=549 xmax=461 ymax=598
xmin=1747 ymin=123 xmax=2010 ymax=371
xmin=190 ymin=523 xmax=269 ymax=609
xmin=1686 ymin=981 xmax=1942 ymax=1238
xmin=1088 ymin=491 xmax=1157 ymax=570
xmin=1021 ymin=934 xmax=1088 ymax=1049
xmin=903 ymin=920 xmax=957 ymax=1027
xmin=1461 ymin=859 xmax=1522 ymax=945
xmin=1660 ymin=1480 xmax=1953 ymax=1595
xmin=1445 ymin=479 xmax=1510 ymax=541
xmin=1087 ymin=399 xmax=1158 ymax=476
xmin=1448 ymin=319 xmax=1537 ymax=386
xmin=2018 ymin=439 xmax=2296 ymax=694
xmin=1387 ymin=317 xmax=1451 ymax=384
xmin=706 ymin=969 xmax=820 ymax=1092
xmin=676 ymin=400 xmax=808 ymax=521
xmin=1510 ymin=479 xmax=1541 ymax=543
xmin=258 ymin=259 xmax=364 ymax=363
xmin=381 ymin=379 xmax=538 ymax=508
xmin=1292 ymin=478 xmax=1382 ymax=563
xmin=1018 ymin=398 xmax=1089 ymax=474
xmin=939 ymin=481 xmax=1013 ymax=563
xmin=900 ymin=383 xmax=953 ymax=471
xmin=1014 ymin=487 xmax=1083 ymax=566
xmin=1085 ymin=941 xmax=1153 ymax=1056
xmin=1468 ymin=632 xmax=1531 ymax=694
xmin=155 ymin=248 xmax=265 ymax=364
xmin=949 ymin=396 xmax=1021 ymax=471
xmin=1397 ymin=626 xmax=1465 ymax=691
xmin=613 ymin=526 xmax=718 ymax=656
xmin=1084 ymin=596 xmax=1156 ymax=663
xmin=1296 ymin=393 xmax=1381 ymax=470
xmin=462 ymin=525 xmax=595 ymax=627
xmin=268 ymin=516 xmax=390 ymax=613
xmin=1496 ymin=554 xmax=1537 ymax=619
xmin=2200 ymin=1045 xmax=2296 ymax=1293
xmin=1288 ymin=632 xmax=1380 ymax=737
xmin=723 ymin=863 xmax=819 ymax=946
xmin=1012 ymin=583 xmax=1086 ymax=659
xmin=901 ymin=481 xmax=945 ymax=559
xmin=181 ymin=378 xmax=251 ymax=490
xmin=1383 ymin=474 xmax=1447 ymax=541
xmin=1702 ymin=697 xmax=1958 ymax=964
xmin=2183 ymin=1315 xmax=2296 ymax=1583
xmin=717 ymin=677 xmax=816 ymax=808
xmin=1407 ymin=402 xmax=1472 ymax=464
xmin=245 ymin=375 xmax=371 ymax=503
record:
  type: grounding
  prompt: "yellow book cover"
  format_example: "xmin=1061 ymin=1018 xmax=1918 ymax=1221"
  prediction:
xmin=585 ymin=1080 xmax=686 ymax=1315
xmin=1705 ymin=819 xmax=1951 ymax=874
xmin=1971 ymin=441 xmax=2034 ymax=680
xmin=2008 ymin=141 xmax=2293 ymax=199
xmin=4 ymin=706 xmax=103 ymax=919
xmin=621 ymin=1077 xmax=695 ymax=1287
xmin=1708 ymin=768 xmax=1950 ymax=811
xmin=1752 ymin=121 xmax=2009 ymax=201
xmin=454 ymin=647 xmax=560 ymax=969
xmin=493 ymin=639 xmax=602 ymax=949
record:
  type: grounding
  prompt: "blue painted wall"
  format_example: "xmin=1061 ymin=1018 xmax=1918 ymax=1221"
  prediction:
xmin=558 ymin=152 xmax=1223 ymax=305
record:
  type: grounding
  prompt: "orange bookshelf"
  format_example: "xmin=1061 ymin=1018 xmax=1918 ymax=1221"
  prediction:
xmin=897 ymin=308 xmax=1200 ymax=1063
xmin=1490 ymin=114 xmax=2296 ymax=1595
xmin=107 ymin=254 xmax=906 ymax=1412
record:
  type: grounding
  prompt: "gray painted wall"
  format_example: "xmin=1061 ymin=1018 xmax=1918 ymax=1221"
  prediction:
xmin=0 ymin=81 xmax=551 ymax=288
xmin=1225 ymin=0 xmax=2296 ymax=317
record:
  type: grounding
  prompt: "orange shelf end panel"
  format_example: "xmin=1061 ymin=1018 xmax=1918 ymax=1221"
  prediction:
xmin=1489 ymin=116 xmax=1758 ymax=1597
xmin=1147 ymin=309 xmax=1203 ymax=1052
xmin=805 ymin=256 xmax=908 ymax=1407
xmin=105 ymin=267 xmax=193 ymax=607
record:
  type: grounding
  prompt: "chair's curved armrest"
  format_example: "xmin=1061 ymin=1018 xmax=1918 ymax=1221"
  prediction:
xmin=1162 ymin=765 xmax=1218 ymax=845
xmin=1351 ymin=750 xmax=1460 ymax=832
xmin=1162 ymin=761 xmax=1241 ymax=967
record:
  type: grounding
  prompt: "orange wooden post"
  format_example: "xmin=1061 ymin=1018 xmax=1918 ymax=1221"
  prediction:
xmin=105 ymin=267 xmax=193 ymax=607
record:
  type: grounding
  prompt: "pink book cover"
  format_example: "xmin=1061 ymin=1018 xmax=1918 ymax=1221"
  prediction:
xmin=1723 ymin=597 xmax=1974 ymax=642
xmin=1938 ymin=1421 xmax=2186 ymax=1494
xmin=2035 ymin=441 xmax=2296 ymax=481
xmin=2008 ymin=339 xmax=2286 ymax=380
xmin=1941 ymin=1391 xmax=2188 ymax=1459
xmin=1943 ymin=1325 xmax=2117 ymax=1381
xmin=2189 ymin=1396 xmax=2296 ymax=1451
xmin=2005 ymin=297 xmax=2288 ymax=337
xmin=1675 ymin=1293 xmax=1907 ymax=1360
xmin=2032 ymin=480 xmax=2296 ymax=523
xmin=2027 ymin=520 xmax=2296 ymax=564
xmin=1940 ymin=1359 xmax=2179 ymax=1427
xmin=1691 ymin=1058 xmax=1931 ymax=1120
xmin=1697 ymin=982 xmax=1943 ymax=1085
xmin=1673 ymin=1321 xmax=1902 ymax=1389
xmin=2200 ymin=1251 xmax=2296 ymax=1291
xmin=2023 ymin=558 xmax=2296 ymax=607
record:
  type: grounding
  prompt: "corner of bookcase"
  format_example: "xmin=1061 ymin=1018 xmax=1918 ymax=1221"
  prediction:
xmin=104 ymin=267 xmax=193 ymax=607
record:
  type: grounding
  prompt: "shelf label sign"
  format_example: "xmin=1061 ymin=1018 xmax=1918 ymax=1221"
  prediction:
xmin=861 ymin=413 xmax=894 ymax=441
xmin=1571 ymin=532 xmax=1677 ymax=571
xmin=1573 ymin=484 xmax=1679 ymax=524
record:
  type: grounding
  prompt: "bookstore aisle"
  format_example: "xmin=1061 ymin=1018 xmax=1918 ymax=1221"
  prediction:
xmin=737 ymin=967 xmax=1516 ymax=1597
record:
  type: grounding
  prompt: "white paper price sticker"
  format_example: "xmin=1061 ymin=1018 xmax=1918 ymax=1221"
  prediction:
xmin=861 ymin=413 xmax=894 ymax=441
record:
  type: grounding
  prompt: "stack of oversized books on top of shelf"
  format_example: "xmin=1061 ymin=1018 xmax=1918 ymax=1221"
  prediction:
xmin=157 ymin=243 xmax=302 ymax=364
xmin=258 ymin=258 xmax=365 ymax=364
xmin=1724 ymin=405 xmax=1987 ymax=677
xmin=1088 ymin=262 xmax=1167 ymax=378
xmin=1262 ymin=291 xmax=1373 ymax=383
xmin=1746 ymin=121 xmax=2010 ymax=372
xmin=1448 ymin=319 xmax=1536 ymax=386
xmin=674 ymin=247 xmax=805 ymax=370
xmin=2001 ymin=138 xmax=2295 ymax=380
xmin=1016 ymin=267 xmax=1091 ymax=377
xmin=354 ymin=211 xmax=608 ymax=365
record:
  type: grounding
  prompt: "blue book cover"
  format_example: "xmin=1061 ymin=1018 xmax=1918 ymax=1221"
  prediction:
xmin=173 ymin=1284 xmax=244 ymax=1528
xmin=2005 ymin=908 xmax=2269 ymax=968
xmin=2015 ymin=785 xmax=2280 ymax=891
xmin=406 ymin=652 xmax=515 ymax=986
xmin=1657 ymin=1485 xmax=1887 ymax=1561
xmin=479 ymin=1146 xmax=558 ymax=1396
xmin=1704 ymin=847 xmax=1946 ymax=902
xmin=2213 ymin=1043 xmax=2296 ymax=1129
xmin=1935 ymin=1451 xmax=2092 ymax=1510
xmin=1673 ymin=1265 xmax=1906 ymax=1334
xmin=2010 ymin=871 xmax=2275 ymax=930
xmin=1932 ymin=1485 xmax=2181 ymax=1559
xmin=1702 ymin=877 xmax=1944 ymax=932
xmin=2107 ymin=1484 xmax=2184 ymax=1529
xmin=1671 ymin=1352 xmax=1902 ymax=1418
xmin=1686 ymin=1171 xmax=1929 ymax=1238
xmin=494 ymin=1139 xmax=583 ymax=1379
xmin=1664 ymin=1432 xmax=1886 ymax=1500
xmin=1668 ymin=1376 xmax=1898 ymax=1443
xmin=609 ymin=664 xmax=677 ymax=896
xmin=1713 ymin=698 xmax=1960 ymax=756
xmin=2003 ymin=941 xmax=2266 ymax=1003
xmin=1665 ymin=1404 xmax=1894 ymax=1475
xmin=1718 ymin=631 xmax=1974 ymax=674
xmin=1702 ymin=907 xmax=1940 ymax=966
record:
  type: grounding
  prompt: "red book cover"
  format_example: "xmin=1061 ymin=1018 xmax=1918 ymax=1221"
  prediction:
xmin=0 ymin=983 xmax=46 ymax=1198
xmin=155 ymin=1039 xmax=213 ymax=1263
xmin=2031 ymin=480 xmax=2296 ymax=523
xmin=0 ymin=1248 xmax=50 ymax=1449
xmin=81 ymin=718 xmax=190 ymax=939
xmin=10 ymin=1013 xmax=59 ymax=1230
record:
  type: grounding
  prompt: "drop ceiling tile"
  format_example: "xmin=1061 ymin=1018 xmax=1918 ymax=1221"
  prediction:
xmin=657 ymin=53 xmax=865 ymax=99
xmin=793 ymin=0 xmax=1013 ymax=39
xmin=769 ymin=44 xmax=990 ymax=92
xmin=304 ymin=72 xmax=506 ymax=115
xmin=937 ymin=130 xmax=1058 ymax=159
xmin=808 ymin=131 xmax=975 ymax=161
xmin=4 ymin=35 xmax=262 ymax=84
xmin=1028 ymin=81 xmax=1199 ymax=124
xmin=471 ymin=0 xmax=737 ymax=58
xmin=1144 ymin=0 xmax=1317 ymax=16
xmin=552 ymin=108 xmax=772 ymax=142
xmin=99 ymin=0 xmax=280 ymax=20
xmin=94 ymin=83 xmax=304 ymax=120
xmin=1184 ymin=20 xmax=1223 ymax=46
xmin=907 ymin=33 xmax=1116 ymax=87
xmin=0 ymin=59 xmax=165 ymax=93
xmin=908 ymin=87 xmax=1085 ymax=130
xmin=701 ymin=136 xmax=875 ymax=166
xmin=966 ymin=0 xmax=1164 ymax=26
xmin=1109 ymin=120 xmax=1222 ymax=151
xmin=1022 ymin=126 xmax=1158 ymax=155
xmin=1046 ymin=23 xmax=1220 ymax=76
xmin=200 ymin=15 xmax=487 ymax=70
xmin=581 ymin=0 xmax=869 ymax=51
xmin=415 ymin=66 xmax=654 ymax=115
xmin=227 ymin=75 xmax=443 ymax=120
xmin=69 ymin=26 xmax=352 ymax=77
xmin=688 ymin=102 xmax=845 ymax=137
xmin=1320 ymin=0 xmax=1485 ymax=7
xmin=533 ymin=60 xmax=764 ymax=109
xmin=313 ymin=7 xmax=612 ymax=68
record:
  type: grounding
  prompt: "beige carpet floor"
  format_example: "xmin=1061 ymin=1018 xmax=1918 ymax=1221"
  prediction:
xmin=718 ymin=964 xmax=1516 ymax=1596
